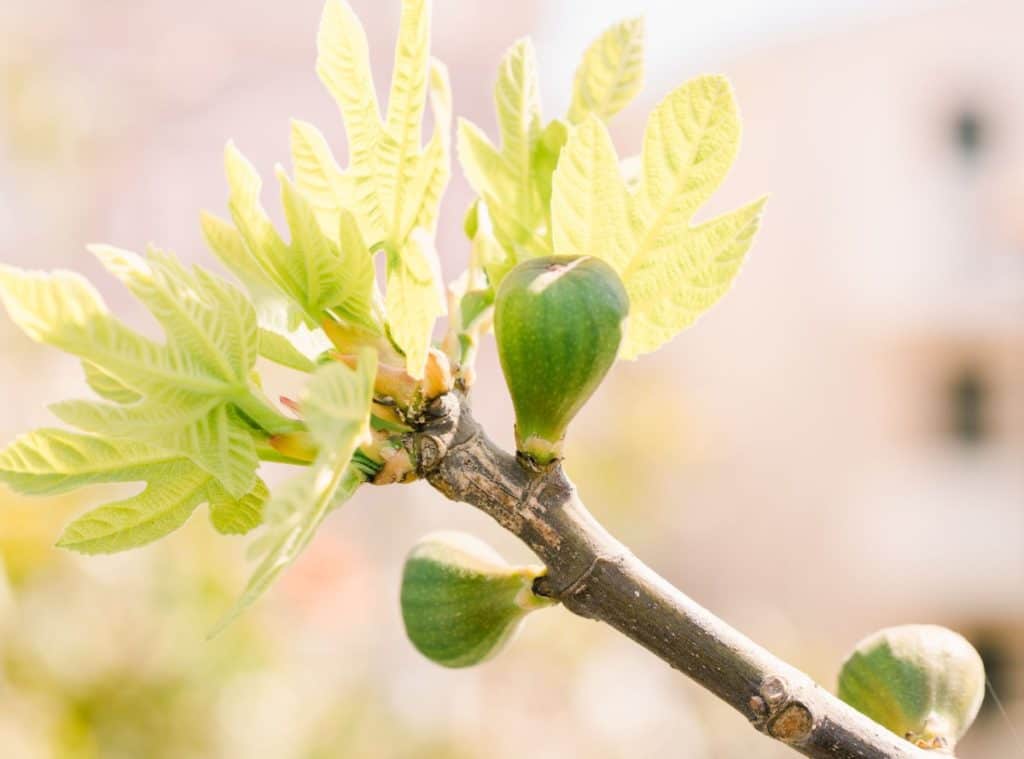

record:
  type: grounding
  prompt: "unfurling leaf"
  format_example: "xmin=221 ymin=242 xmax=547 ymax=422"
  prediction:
xmin=551 ymin=116 xmax=631 ymax=272
xmin=457 ymin=39 xmax=548 ymax=264
xmin=0 ymin=428 xmax=268 ymax=552
xmin=568 ymin=18 xmax=645 ymax=124
xmin=0 ymin=257 xmax=263 ymax=497
xmin=548 ymin=74 xmax=766 ymax=360
xmin=213 ymin=349 xmax=377 ymax=633
xmin=386 ymin=229 xmax=446 ymax=378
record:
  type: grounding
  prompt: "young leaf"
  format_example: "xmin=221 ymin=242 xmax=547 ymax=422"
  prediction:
xmin=386 ymin=230 xmax=445 ymax=378
xmin=547 ymin=75 xmax=764 ymax=359
xmin=56 ymin=463 xmax=210 ymax=554
xmin=457 ymin=39 xmax=548 ymax=260
xmin=51 ymin=397 xmax=258 ymax=500
xmin=0 ymin=266 xmax=220 ymax=398
xmin=619 ymin=75 xmax=754 ymax=358
xmin=399 ymin=58 xmax=452 ymax=239
xmin=377 ymin=0 xmax=431 ymax=238
xmin=567 ymin=18 xmax=645 ymax=124
xmin=82 ymin=361 xmax=141 ymax=404
xmin=622 ymin=198 xmax=765 ymax=359
xmin=289 ymin=119 xmax=356 ymax=242
xmin=316 ymin=0 xmax=384 ymax=235
xmin=0 ymin=257 xmax=266 ymax=497
xmin=0 ymin=428 xmax=185 ymax=496
xmin=212 ymin=350 xmax=377 ymax=633
xmin=200 ymin=210 xmax=305 ymax=331
xmin=0 ymin=427 xmax=267 ymax=552
xmin=551 ymin=115 xmax=632 ymax=271
xmin=257 ymin=328 xmax=317 ymax=373
xmin=90 ymin=245 xmax=258 ymax=387
xmin=208 ymin=478 xmax=268 ymax=535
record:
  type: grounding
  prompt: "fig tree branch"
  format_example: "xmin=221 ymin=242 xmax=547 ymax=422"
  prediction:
xmin=414 ymin=393 xmax=944 ymax=759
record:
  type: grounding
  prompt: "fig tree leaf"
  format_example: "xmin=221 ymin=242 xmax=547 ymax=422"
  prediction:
xmin=89 ymin=245 xmax=257 ymax=386
xmin=200 ymin=209 xmax=305 ymax=332
xmin=547 ymin=74 xmax=765 ymax=359
xmin=289 ymin=119 xmax=357 ymax=242
xmin=0 ymin=428 xmax=184 ymax=496
xmin=622 ymin=198 xmax=765 ymax=359
xmin=1 ymin=247 xmax=266 ymax=498
xmin=82 ymin=361 xmax=141 ymax=404
xmin=457 ymin=39 xmax=548 ymax=260
xmin=208 ymin=477 xmax=268 ymax=535
xmin=620 ymin=75 xmax=759 ymax=358
xmin=568 ymin=18 xmax=645 ymax=124
xmin=0 ymin=427 xmax=268 ymax=551
xmin=56 ymin=463 xmax=211 ymax=554
xmin=213 ymin=350 xmax=376 ymax=634
xmin=399 ymin=58 xmax=452 ymax=239
xmin=385 ymin=229 xmax=445 ymax=378
xmin=551 ymin=115 xmax=631 ymax=271
xmin=0 ymin=266 xmax=223 ymax=398
xmin=51 ymin=397 xmax=257 ymax=500
xmin=257 ymin=328 xmax=317 ymax=372
xmin=316 ymin=0 xmax=385 ymax=244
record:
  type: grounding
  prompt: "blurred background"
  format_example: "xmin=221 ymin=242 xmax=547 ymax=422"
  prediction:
xmin=1 ymin=0 xmax=1022 ymax=756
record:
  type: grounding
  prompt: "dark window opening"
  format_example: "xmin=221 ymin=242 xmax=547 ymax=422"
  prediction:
xmin=948 ymin=365 xmax=988 ymax=445
xmin=952 ymin=108 xmax=985 ymax=162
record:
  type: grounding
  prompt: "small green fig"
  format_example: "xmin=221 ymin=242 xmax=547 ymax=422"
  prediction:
xmin=838 ymin=624 xmax=986 ymax=751
xmin=494 ymin=255 xmax=629 ymax=464
xmin=400 ymin=531 xmax=554 ymax=668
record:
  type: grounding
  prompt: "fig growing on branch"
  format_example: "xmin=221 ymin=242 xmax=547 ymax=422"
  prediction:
xmin=400 ymin=531 xmax=554 ymax=668
xmin=494 ymin=255 xmax=629 ymax=464
xmin=837 ymin=624 xmax=986 ymax=751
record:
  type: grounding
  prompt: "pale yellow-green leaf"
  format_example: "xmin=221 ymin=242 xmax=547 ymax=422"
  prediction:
xmin=57 ymin=462 xmax=210 ymax=554
xmin=399 ymin=57 xmax=451 ymax=239
xmin=496 ymin=38 xmax=542 ymax=207
xmin=276 ymin=167 xmax=348 ymax=317
xmin=90 ymin=245 xmax=257 ymax=386
xmin=621 ymin=198 xmax=765 ymax=359
xmin=200 ymin=210 xmax=304 ymax=331
xmin=82 ymin=361 xmax=141 ymax=404
xmin=212 ymin=350 xmax=376 ymax=634
xmin=51 ymin=396 xmax=257 ymax=499
xmin=334 ymin=208 xmax=382 ymax=333
xmin=629 ymin=75 xmax=740 ymax=255
xmin=208 ymin=477 xmax=268 ymax=535
xmin=0 ymin=427 xmax=244 ymax=552
xmin=224 ymin=143 xmax=301 ymax=301
xmin=378 ymin=0 xmax=430 ymax=239
xmin=288 ymin=119 xmax=356 ymax=240
xmin=257 ymin=328 xmax=317 ymax=372
xmin=456 ymin=39 xmax=549 ymax=260
xmin=0 ymin=428 xmax=182 ymax=496
xmin=551 ymin=115 xmax=631 ymax=271
xmin=568 ymin=18 xmax=645 ymax=124
xmin=0 ymin=265 xmax=227 ymax=397
xmin=316 ymin=0 xmax=382 ymax=163
xmin=386 ymin=229 xmax=445 ymax=378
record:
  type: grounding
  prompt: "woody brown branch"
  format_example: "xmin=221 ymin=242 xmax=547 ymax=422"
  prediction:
xmin=414 ymin=392 xmax=946 ymax=759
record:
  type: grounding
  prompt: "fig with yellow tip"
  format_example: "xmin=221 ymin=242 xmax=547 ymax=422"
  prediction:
xmin=838 ymin=624 xmax=986 ymax=751
xmin=494 ymin=255 xmax=628 ymax=464
xmin=400 ymin=531 xmax=555 ymax=668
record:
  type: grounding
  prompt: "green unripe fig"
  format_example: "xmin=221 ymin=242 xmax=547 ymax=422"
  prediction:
xmin=838 ymin=624 xmax=986 ymax=751
xmin=494 ymin=255 xmax=629 ymax=464
xmin=400 ymin=531 xmax=554 ymax=668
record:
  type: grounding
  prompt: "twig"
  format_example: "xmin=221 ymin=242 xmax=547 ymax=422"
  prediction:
xmin=414 ymin=393 xmax=945 ymax=759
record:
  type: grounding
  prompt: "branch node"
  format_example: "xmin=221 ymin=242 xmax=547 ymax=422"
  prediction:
xmin=749 ymin=676 xmax=815 ymax=745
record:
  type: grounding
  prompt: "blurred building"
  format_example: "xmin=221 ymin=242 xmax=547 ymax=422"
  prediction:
xmin=0 ymin=0 xmax=1022 ymax=757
